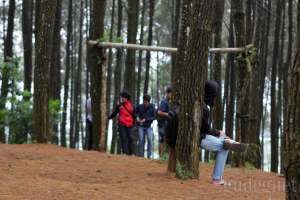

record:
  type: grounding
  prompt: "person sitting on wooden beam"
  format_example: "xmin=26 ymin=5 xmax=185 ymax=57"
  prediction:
xmin=166 ymin=80 xmax=248 ymax=186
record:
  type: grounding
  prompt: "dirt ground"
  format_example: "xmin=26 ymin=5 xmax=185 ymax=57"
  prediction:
xmin=0 ymin=144 xmax=285 ymax=200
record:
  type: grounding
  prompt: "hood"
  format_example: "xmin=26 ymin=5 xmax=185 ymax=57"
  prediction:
xmin=204 ymin=80 xmax=219 ymax=107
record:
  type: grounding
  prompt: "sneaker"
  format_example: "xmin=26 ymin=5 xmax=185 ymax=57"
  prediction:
xmin=223 ymin=140 xmax=248 ymax=152
xmin=212 ymin=179 xmax=232 ymax=187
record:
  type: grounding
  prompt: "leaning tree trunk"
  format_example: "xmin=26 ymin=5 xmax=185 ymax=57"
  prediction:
xmin=284 ymin=1 xmax=300 ymax=198
xmin=89 ymin=0 xmax=107 ymax=151
xmin=143 ymin=0 xmax=155 ymax=95
xmin=173 ymin=0 xmax=214 ymax=179
xmin=124 ymin=0 xmax=139 ymax=103
xmin=212 ymin=0 xmax=225 ymax=130
xmin=22 ymin=0 xmax=33 ymax=93
xmin=33 ymin=0 xmax=57 ymax=143
xmin=0 ymin=0 xmax=15 ymax=143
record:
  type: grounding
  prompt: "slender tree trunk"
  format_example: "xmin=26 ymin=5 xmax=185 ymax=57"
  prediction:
xmin=111 ymin=0 xmax=123 ymax=154
xmin=0 ymin=0 xmax=15 ymax=143
xmin=61 ymin=0 xmax=73 ymax=147
xmin=232 ymin=0 xmax=250 ymax=167
xmin=22 ymin=0 xmax=33 ymax=92
xmin=49 ymin=0 xmax=62 ymax=144
xmin=89 ymin=0 xmax=107 ymax=151
xmin=212 ymin=0 xmax=225 ymax=130
xmin=124 ymin=0 xmax=139 ymax=103
xmin=284 ymin=1 xmax=300 ymax=197
xmin=270 ymin=0 xmax=284 ymax=173
xmin=143 ymin=0 xmax=155 ymax=95
xmin=105 ymin=0 xmax=116 ymax=149
xmin=173 ymin=0 xmax=214 ymax=179
xmin=170 ymin=0 xmax=181 ymax=80
xmin=33 ymin=0 xmax=57 ymax=143
xmin=136 ymin=0 xmax=146 ymax=103
xmin=225 ymin=13 xmax=235 ymax=164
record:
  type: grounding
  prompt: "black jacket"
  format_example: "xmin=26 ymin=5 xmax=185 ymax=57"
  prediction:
xmin=135 ymin=104 xmax=156 ymax=127
xmin=165 ymin=104 xmax=220 ymax=148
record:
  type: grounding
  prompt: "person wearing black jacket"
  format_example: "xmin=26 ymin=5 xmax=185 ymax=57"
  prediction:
xmin=135 ymin=95 xmax=156 ymax=158
xmin=166 ymin=80 xmax=247 ymax=186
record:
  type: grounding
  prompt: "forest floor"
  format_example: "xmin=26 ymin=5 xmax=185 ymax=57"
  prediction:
xmin=0 ymin=144 xmax=285 ymax=200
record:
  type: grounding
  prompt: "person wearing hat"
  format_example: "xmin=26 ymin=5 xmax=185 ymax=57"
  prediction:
xmin=157 ymin=86 xmax=173 ymax=157
xmin=108 ymin=91 xmax=135 ymax=155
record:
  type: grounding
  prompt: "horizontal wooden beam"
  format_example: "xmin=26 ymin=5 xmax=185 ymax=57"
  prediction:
xmin=88 ymin=41 xmax=253 ymax=54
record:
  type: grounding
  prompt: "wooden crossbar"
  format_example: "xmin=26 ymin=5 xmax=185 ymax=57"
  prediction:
xmin=88 ymin=41 xmax=253 ymax=54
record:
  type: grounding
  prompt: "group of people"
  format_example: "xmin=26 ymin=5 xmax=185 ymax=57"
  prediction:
xmin=87 ymin=81 xmax=248 ymax=186
xmin=107 ymin=87 xmax=172 ymax=158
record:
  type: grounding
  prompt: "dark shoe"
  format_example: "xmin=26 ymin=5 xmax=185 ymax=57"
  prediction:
xmin=223 ymin=140 xmax=248 ymax=152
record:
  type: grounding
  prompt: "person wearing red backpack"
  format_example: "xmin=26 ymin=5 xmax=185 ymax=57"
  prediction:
xmin=108 ymin=91 xmax=135 ymax=155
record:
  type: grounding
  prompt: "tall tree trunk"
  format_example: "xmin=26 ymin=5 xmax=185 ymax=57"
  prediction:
xmin=89 ymin=0 xmax=107 ymax=151
xmin=143 ymin=0 xmax=155 ymax=95
xmin=61 ymin=0 xmax=73 ymax=147
xmin=282 ymin=0 xmax=293 ymax=174
xmin=105 ymin=0 xmax=116 ymax=148
xmin=212 ymin=0 xmax=225 ymax=130
xmin=124 ymin=0 xmax=139 ymax=103
xmin=225 ymin=13 xmax=235 ymax=164
xmin=111 ymin=0 xmax=123 ymax=154
xmin=74 ymin=0 xmax=84 ymax=149
xmin=173 ymin=0 xmax=214 ymax=179
xmin=22 ymin=0 xmax=33 ymax=93
xmin=247 ymin=0 xmax=264 ymax=169
xmin=136 ymin=0 xmax=146 ymax=103
xmin=0 ymin=0 xmax=15 ymax=143
xmin=49 ymin=0 xmax=62 ymax=144
xmin=284 ymin=1 xmax=300 ymax=197
xmin=232 ymin=0 xmax=250 ymax=167
xmin=33 ymin=0 xmax=57 ymax=143
xmin=270 ymin=0 xmax=284 ymax=173
xmin=170 ymin=0 xmax=181 ymax=81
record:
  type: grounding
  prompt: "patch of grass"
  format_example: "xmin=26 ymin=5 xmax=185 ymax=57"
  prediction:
xmin=158 ymin=153 xmax=169 ymax=164
xmin=245 ymin=162 xmax=256 ymax=170
xmin=175 ymin=161 xmax=193 ymax=180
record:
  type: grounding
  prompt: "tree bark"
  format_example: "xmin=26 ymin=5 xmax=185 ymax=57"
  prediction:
xmin=284 ymin=1 xmax=300 ymax=197
xmin=111 ymin=0 xmax=123 ymax=154
xmin=0 ymin=0 xmax=15 ymax=143
xmin=33 ymin=0 xmax=57 ymax=143
xmin=89 ymin=0 xmax=107 ymax=151
xmin=232 ymin=0 xmax=250 ymax=167
xmin=49 ymin=0 xmax=62 ymax=144
xmin=143 ymin=0 xmax=155 ymax=95
xmin=61 ymin=0 xmax=73 ymax=147
xmin=22 ymin=0 xmax=33 ymax=92
xmin=173 ymin=0 xmax=214 ymax=179
xmin=270 ymin=0 xmax=284 ymax=173
xmin=136 ymin=0 xmax=146 ymax=103
xmin=124 ymin=0 xmax=139 ymax=103
xmin=212 ymin=0 xmax=225 ymax=130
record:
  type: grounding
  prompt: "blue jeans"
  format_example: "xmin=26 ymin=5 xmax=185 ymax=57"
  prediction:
xmin=201 ymin=135 xmax=229 ymax=180
xmin=138 ymin=126 xmax=153 ymax=158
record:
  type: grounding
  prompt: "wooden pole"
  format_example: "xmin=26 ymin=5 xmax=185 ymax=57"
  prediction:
xmin=88 ymin=41 xmax=253 ymax=54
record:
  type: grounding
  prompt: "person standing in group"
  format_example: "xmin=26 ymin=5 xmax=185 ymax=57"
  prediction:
xmin=108 ymin=91 xmax=135 ymax=155
xmin=135 ymin=95 xmax=156 ymax=158
xmin=157 ymin=86 xmax=172 ymax=157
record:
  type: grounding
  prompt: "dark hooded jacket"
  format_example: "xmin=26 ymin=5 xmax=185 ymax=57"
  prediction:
xmin=165 ymin=81 xmax=221 ymax=148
